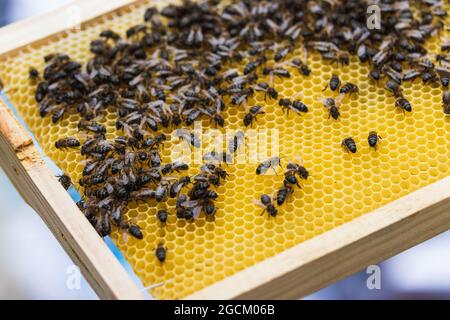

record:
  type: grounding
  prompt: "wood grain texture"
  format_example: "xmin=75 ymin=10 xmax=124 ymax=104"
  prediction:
xmin=0 ymin=100 xmax=144 ymax=300
xmin=187 ymin=176 xmax=450 ymax=299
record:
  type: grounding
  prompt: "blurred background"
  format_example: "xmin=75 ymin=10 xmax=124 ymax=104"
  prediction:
xmin=0 ymin=0 xmax=450 ymax=300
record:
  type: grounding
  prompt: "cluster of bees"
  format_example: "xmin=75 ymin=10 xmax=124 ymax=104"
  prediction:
xmin=18 ymin=0 xmax=449 ymax=263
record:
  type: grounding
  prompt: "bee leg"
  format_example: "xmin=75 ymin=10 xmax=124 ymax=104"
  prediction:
xmin=260 ymin=209 xmax=266 ymax=216
xmin=322 ymin=84 xmax=329 ymax=91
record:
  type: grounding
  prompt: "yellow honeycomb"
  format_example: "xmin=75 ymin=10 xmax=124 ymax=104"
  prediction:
xmin=0 ymin=1 xmax=450 ymax=299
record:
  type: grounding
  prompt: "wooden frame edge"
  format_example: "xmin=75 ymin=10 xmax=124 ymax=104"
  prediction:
xmin=187 ymin=176 xmax=450 ymax=299
xmin=0 ymin=99 xmax=144 ymax=300
xmin=0 ymin=0 xmax=135 ymax=57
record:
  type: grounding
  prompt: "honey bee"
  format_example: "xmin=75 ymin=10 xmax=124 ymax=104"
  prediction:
xmin=289 ymin=58 xmax=311 ymax=76
xmin=155 ymin=244 xmax=167 ymax=263
xmin=55 ymin=137 xmax=80 ymax=149
xmin=175 ymin=129 xmax=201 ymax=148
xmin=385 ymin=79 xmax=403 ymax=97
xmin=252 ymin=82 xmax=278 ymax=100
xmin=78 ymin=120 xmax=106 ymax=134
xmin=276 ymin=185 xmax=293 ymax=206
xmin=368 ymin=131 xmax=382 ymax=150
xmin=57 ymin=174 xmax=72 ymax=190
xmin=443 ymin=91 xmax=450 ymax=115
xmin=169 ymin=176 xmax=191 ymax=198
xmin=128 ymin=224 xmax=143 ymax=240
xmin=255 ymin=194 xmax=277 ymax=217
xmin=283 ymin=171 xmax=301 ymax=188
xmin=274 ymin=45 xmax=292 ymax=62
xmin=341 ymin=137 xmax=357 ymax=153
xmin=323 ymin=97 xmax=340 ymax=120
xmin=395 ymin=97 xmax=412 ymax=113
xmin=156 ymin=209 xmax=168 ymax=224
xmin=29 ymin=67 xmax=39 ymax=80
xmin=256 ymin=156 xmax=281 ymax=175
xmin=339 ymin=82 xmax=359 ymax=97
xmin=228 ymin=131 xmax=245 ymax=154
xmin=286 ymin=156 xmax=309 ymax=180
xmin=243 ymin=105 xmax=265 ymax=127
xmin=323 ymin=74 xmax=341 ymax=91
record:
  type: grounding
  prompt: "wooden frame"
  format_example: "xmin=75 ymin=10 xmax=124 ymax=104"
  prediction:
xmin=1 ymin=0 xmax=450 ymax=300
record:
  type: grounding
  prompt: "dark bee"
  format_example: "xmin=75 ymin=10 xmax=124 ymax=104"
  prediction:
xmin=245 ymin=56 xmax=266 ymax=75
xmin=290 ymin=58 xmax=311 ymax=76
xmin=228 ymin=131 xmax=245 ymax=154
xmin=155 ymin=244 xmax=167 ymax=262
xmin=368 ymin=131 xmax=382 ymax=149
xmin=262 ymin=67 xmax=291 ymax=80
xmin=341 ymin=137 xmax=357 ymax=153
xmin=142 ymin=134 xmax=166 ymax=149
xmin=369 ymin=68 xmax=381 ymax=82
xmin=156 ymin=209 xmax=168 ymax=224
xmin=51 ymin=107 xmax=66 ymax=123
xmin=78 ymin=120 xmax=106 ymax=134
xmin=339 ymin=83 xmax=359 ymax=96
xmin=276 ymin=185 xmax=293 ymax=206
xmin=203 ymin=150 xmax=230 ymax=164
xmin=274 ymin=46 xmax=292 ymax=62
xmin=256 ymin=156 xmax=281 ymax=175
xmin=385 ymin=79 xmax=403 ymax=97
xmin=128 ymin=224 xmax=143 ymax=240
xmin=57 ymin=174 xmax=72 ymax=190
xmin=99 ymin=29 xmax=121 ymax=41
xmin=155 ymin=179 xmax=170 ymax=202
xmin=79 ymin=173 xmax=106 ymax=187
xmin=176 ymin=129 xmax=201 ymax=148
xmin=243 ymin=105 xmax=265 ymax=127
xmin=203 ymin=200 xmax=216 ymax=217
xmin=0 ymin=76 xmax=4 ymax=92
xmin=290 ymin=100 xmax=308 ymax=114
xmin=283 ymin=172 xmax=301 ymax=188
xmin=323 ymin=74 xmax=340 ymax=91
xmin=243 ymin=60 xmax=259 ymax=75
xmin=443 ymin=91 xmax=450 ymax=115
xmin=169 ymin=176 xmax=191 ymax=198
xmin=29 ymin=67 xmax=39 ymax=80
xmin=131 ymin=188 xmax=156 ymax=202
xmin=323 ymin=98 xmax=340 ymax=120
xmin=286 ymin=159 xmax=309 ymax=180
xmin=55 ymin=137 xmax=80 ymax=149
xmin=395 ymin=97 xmax=412 ymax=113
xmin=253 ymin=82 xmax=278 ymax=100
xmin=256 ymin=194 xmax=277 ymax=218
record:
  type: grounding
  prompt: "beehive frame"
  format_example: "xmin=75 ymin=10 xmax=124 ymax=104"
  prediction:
xmin=1 ymin=0 xmax=450 ymax=300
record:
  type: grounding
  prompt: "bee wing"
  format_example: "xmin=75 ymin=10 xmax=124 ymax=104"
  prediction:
xmin=253 ymin=199 xmax=265 ymax=208
xmin=181 ymin=200 xmax=199 ymax=208
xmin=295 ymin=154 xmax=305 ymax=166
xmin=436 ymin=66 xmax=450 ymax=77
xmin=175 ymin=128 xmax=189 ymax=138
xmin=192 ymin=206 xmax=202 ymax=219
